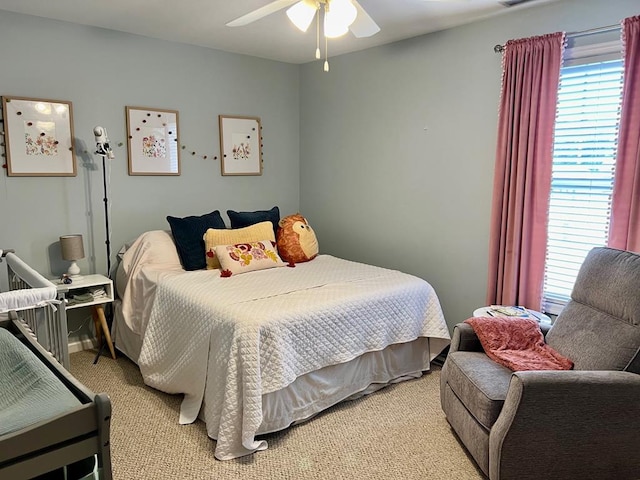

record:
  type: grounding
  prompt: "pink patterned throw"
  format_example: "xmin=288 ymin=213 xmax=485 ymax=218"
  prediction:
xmin=465 ymin=316 xmax=573 ymax=371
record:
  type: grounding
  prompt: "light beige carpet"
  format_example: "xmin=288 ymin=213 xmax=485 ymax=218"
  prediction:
xmin=70 ymin=351 xmax=484 ymax=480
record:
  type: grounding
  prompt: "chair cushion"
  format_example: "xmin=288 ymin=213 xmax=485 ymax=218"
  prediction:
xmin=444 ymin=351 xmax=512 ymax=430
xmin=546 ymin=302 xmax=640 ymax=371
xmin=546 ymin=247 xmax=640 ymax=371
xmin=567 ymin=247 xmax=640 ymax=327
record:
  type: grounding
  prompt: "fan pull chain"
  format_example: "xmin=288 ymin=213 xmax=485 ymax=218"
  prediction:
xmin=315 ymin=6 xmax=321 ymax=59
xmin=324 ymin=34 xmax=329 ymax=71
xmin=323 ymin=2 xmax=329 ymax=72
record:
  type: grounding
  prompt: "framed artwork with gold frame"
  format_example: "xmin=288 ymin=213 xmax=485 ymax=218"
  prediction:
xmin=219 ymin=115 xmax=262 ymax=176
xmin=1 ymin=96 xmax=76 ymax=176
xmin=126 ymin=106 xmax=180 ymax=176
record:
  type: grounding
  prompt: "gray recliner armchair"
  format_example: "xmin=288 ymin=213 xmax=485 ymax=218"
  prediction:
xmin=440 ymin=247 xmax=640 ymax=480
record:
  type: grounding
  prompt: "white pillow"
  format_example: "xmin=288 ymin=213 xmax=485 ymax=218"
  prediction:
xmin=214 ymin=240 xmax=285 ymax=276
xmin=121 ymin=230 xmax=182 ymax=275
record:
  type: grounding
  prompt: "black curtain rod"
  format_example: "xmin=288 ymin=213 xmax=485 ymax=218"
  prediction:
xmin=493 ymin=23 xmax=620 ymax=53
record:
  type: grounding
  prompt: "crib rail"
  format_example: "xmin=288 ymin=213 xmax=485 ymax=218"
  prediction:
xmin=1 ymin=250 xmax=70 ymax=369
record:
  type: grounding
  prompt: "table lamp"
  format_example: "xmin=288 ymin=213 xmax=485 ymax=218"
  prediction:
xmin=60 ymin=234 xmax=85 ymax=278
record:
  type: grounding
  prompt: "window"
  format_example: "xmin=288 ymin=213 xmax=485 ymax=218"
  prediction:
xmin=543 ymin=52 xmax=623 ymax=314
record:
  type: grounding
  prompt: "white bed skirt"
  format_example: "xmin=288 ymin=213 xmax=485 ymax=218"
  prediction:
xmin=256 ymin=336 xmax=431 ymax=435
xmin=113 ymin=299 xmax=433 ymax=436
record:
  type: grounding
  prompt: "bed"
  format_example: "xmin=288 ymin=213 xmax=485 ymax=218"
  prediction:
xmin=0 ymin=251 xmax=112 ymax=479
xmin=112 ymin=229 xmax=451 ymax=460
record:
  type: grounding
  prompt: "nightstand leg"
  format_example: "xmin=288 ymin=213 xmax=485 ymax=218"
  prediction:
xmin=93 ymin=305 xmax=116 ymax=360
xmin=92 ymin=308 xmax=103 ymax=349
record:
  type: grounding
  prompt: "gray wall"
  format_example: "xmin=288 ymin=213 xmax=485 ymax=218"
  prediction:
xmin=1 ymin=1 xmax=638 ymax=340
xmin=299 ymin=0 xmax=639 ymax=332
xmin=0 ymin=11 xmax=300 ymax=281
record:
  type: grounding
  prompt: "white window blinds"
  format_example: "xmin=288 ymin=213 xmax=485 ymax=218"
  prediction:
xmin=543 ymin=59 xmax=623 ymax=314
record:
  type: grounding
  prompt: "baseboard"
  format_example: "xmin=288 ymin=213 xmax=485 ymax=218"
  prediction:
xmin=68 ymin=337 xmax=97 ymax=354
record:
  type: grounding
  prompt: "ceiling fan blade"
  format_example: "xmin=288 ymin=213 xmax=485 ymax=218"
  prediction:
xmin=226 ymin=0 xmax=299 ymax=27
xmin=349 ymin=0 xmax=380 ymax=38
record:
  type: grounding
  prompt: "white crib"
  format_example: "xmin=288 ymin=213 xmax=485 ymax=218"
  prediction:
xmin=0 ymin=250 xmax=70 ymax=369
xmin=0 ymin=252 xmax=113 ymax=479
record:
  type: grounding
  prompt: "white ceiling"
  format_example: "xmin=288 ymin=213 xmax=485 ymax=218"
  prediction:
xmin=0 ymin=0 xmax=560 ymax=64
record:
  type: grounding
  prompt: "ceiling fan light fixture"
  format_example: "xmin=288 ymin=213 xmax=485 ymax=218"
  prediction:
xmin=227 ymin=0 xmax=379 ymax=72
xmin=324 ymin=14 xmax=349 ymax=38
xmin=286 ymin=0 xmax=317 ymax=32
xmin=323 ymin=0 xmax=356 ymax=39
xmin=328 ymin=0 xmax=357 ymax=27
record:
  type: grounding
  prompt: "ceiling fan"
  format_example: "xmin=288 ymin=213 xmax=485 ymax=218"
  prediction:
xmin=227 ymin=0 xmax=380 ymax=38
xmin=226 ymin=0 xmax=538 ymax=70
xmin=226 ymin=0 xmax=537 ymax=32
xmin=226 ymin=0 xmax=380 ymax=71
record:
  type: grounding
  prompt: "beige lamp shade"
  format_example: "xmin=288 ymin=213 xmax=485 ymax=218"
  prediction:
xmin=60 ymin=234 xmax=84 ymax=277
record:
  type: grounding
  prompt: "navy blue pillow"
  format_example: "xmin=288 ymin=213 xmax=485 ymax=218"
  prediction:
xmin=167 ymin=211 xmax=226 ymax=271
xmin=227 ymin=206 xmax=280 ymax=236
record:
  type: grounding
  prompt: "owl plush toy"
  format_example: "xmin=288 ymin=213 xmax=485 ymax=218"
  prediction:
xmin=276 ymin=214 xmax=319 ymax=265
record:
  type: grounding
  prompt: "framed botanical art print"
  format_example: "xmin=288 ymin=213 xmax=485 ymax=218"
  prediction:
xmin=219 ymin=115 xmax=263 ymax=176
xmin=126 ymin=106 xmax=180 ymax=175
xmin=1 ymin=96 xmax=76 ymax=176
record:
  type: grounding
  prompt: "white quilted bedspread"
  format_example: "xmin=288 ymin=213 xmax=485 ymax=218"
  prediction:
xmin=138 ymin=255 xmax=449 ymax=460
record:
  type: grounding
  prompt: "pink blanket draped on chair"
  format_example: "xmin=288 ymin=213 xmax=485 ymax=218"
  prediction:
xmin=465 ymin=316 xmax=573 ymax=371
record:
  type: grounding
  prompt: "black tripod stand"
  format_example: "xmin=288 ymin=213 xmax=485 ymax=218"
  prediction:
xmin=93 ymin=127 xmax=114 ymax=364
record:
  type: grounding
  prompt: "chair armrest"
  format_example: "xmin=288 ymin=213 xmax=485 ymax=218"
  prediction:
xmin=450 ymin=322 xmax=483 ymax=353
xmin=489 ymin=370 xmax=640 ymax=480
xmin=538 ymin=322 xmax=552 ymax=337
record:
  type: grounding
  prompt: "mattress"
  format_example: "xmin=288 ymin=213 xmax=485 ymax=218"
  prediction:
xmin=135 ymin=254 xmax=450 ymax=459
xmin=0 ymin=327 xmax=80 ymax=436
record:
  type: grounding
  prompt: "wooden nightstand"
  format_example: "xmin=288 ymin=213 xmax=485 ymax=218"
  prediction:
xmin=55 ymin=274 xmax=116 ymax=360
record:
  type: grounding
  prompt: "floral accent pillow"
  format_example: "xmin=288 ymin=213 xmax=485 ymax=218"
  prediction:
xmin=214 ymin=240 xmax=285 ymax=276
xmin=204 ymin=221 xmax=275 ymax=270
